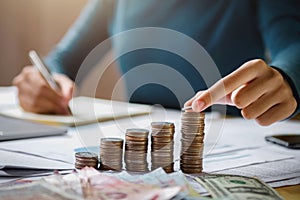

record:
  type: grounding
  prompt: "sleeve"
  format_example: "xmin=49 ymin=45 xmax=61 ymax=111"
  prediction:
xmin=44 ymin=0 xmax=114 ymax=82
xmin=257 ymin=0 xmax=300 ymax=116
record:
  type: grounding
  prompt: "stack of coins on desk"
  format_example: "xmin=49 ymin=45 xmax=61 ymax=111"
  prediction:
xmin=124 ymin=129 xmax=149 ymax=172
xmin=100 ymin=138 xmax=124 ymax=171
xmin=180 ymin=112 xmax=205 ymax=174
xmin=151 ymin=122 xmax=175 ymax=173
xmin=75 ymin=152 xmax=99 ymax=169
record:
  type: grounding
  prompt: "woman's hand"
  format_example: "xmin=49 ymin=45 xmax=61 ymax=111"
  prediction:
xmin=13 ymin=66 xmax=75 ymax=115
xmin=184 ymin=59 xmax=297 ymax=126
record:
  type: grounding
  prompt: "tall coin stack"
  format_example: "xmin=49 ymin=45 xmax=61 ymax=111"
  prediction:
xmin=75 ymin=152 xmax=98 ymax=169
xmin=124 ymin=129 xmax=149 ymax=172
xmin=151 ymin=122 xmax=175 ymax=173
xmin=100 ymin=138 xmax=124 ymax=171
xmin=180 ymin=112 xmax=205 ymax=174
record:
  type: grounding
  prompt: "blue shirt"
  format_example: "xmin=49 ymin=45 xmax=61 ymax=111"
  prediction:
xmin=45 ymin=0 xmax=300 ymax=116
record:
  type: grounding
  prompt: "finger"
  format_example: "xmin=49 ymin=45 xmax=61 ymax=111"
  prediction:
xmin=25 ymin=73 xmax=66 ymax=106
xmin=192 ymin=59 xmax=265 ymax=111
xmin=17 ymin=82 xmax=67 ymax=114
xmin=58 ymin=80 xmax=74 ymax=101
xmin=255 ymin=102 xmax=296 ymax=126
xmin=231 ymin=74 xmax=282 ymax=109
xmin=22 ymin=96 xmax=69 ymax=115
xmin=54 ymin=74 xmax=75 ymax=101
xmin=241 ymin=89 xmax=283 ymax=120
xmin=184 ymin=91 xmax=204 ymax=108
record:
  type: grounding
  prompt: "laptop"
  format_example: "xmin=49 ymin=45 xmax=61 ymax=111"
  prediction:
xmin=0 ymin=115 xmax=67 ymax=141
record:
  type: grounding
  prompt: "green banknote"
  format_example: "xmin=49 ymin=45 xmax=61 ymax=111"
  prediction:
xmin=195 ymin=174 xmax=283 ymax=200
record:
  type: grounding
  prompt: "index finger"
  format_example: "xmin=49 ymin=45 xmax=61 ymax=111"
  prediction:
xmin=193 ymin=60 xmax=263 ymax=111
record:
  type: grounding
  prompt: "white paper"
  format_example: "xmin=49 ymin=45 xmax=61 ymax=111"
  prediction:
xmin=204 ymin=147 xmax=293 ymax=172
xmin=0 ymin=150 xmax=73 ymax=170
xmin=268 ymin=176 xmax=300 ymax=188
xmin=214 ymin=157 xmax=300 ymax=180
xmin=0 ymin=95 xmax=151 ymax=126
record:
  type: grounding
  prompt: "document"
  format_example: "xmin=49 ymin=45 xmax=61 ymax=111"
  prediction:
xmin=203 ymin=147 xmax=293 ymax=172
xmin=0 ymin=150 xmax=73 ymax=170
xmin=0 ymin=96 xmax=151 ymax=126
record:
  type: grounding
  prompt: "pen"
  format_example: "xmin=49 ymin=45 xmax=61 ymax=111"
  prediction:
xmin=29 ymin=50 xmax=72 ymax=115
xmin=29 ymin=50 xmax=59 ymax=91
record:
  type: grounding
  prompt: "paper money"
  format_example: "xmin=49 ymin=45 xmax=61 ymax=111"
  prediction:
xmin=0 ymin=181 xmax=82 ymax=200
xmin=110 ymin=168 xmax=204 ymax=200
xmin=195 ymin=174 xmax=283 ymax=200
xmin=43 ymin=167 xmax=181 ymax=200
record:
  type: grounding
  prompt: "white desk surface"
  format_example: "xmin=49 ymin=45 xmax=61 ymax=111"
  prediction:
xmin=0 ymin=86 xmax=300 ymax=196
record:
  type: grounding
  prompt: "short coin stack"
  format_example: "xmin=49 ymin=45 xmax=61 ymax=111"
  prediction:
xmin=180 ymin=112 xmax=205 ymax=174
xmin=124 ymin=129 xmax=149 ymax=172
xmin=75 ymin=152 xmax=98 ymax=169
xmin=100 ymin=138 xmax=124 ymax=171
xmin=151 ymin=122 xmax=175 ymax=173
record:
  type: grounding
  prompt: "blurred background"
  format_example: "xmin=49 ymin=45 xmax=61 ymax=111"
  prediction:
xmin=0 ymin=0 xmax=124 ymax=99
xmin=0 ymin=0 xmax=87 ymax=85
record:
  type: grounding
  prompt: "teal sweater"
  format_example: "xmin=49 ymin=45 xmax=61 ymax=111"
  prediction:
xmin=45 ymin=0 xmax=300 ymax=116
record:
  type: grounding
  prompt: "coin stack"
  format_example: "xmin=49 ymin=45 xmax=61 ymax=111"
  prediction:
xmin=75 ymin=152 xmax=99 ymax=169
xmin=124 ymin=129 xmax=149 ymax=172
xmin=100 ymin=138 xmax=124 ymax=171
xmin=180 ymin=112 xmax=205 ymax=174
xmin=151 ymin=122 xmax=175 ymax=173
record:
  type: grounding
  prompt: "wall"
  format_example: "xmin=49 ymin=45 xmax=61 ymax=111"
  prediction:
xmin=0 ymin=0 xmax=87 ymax=85
xmin=0 ymin=0 xmax=124 ymax=100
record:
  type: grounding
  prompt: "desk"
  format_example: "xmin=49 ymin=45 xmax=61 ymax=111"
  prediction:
xmin=276 ymin=185 xmax=300 ymax=200
xmin=277 ymin=116 xmax=300 ymax=199
xmin=0 ymin=87 xmax=299 ymax=199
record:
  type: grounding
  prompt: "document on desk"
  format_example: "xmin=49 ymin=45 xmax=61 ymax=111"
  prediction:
xmin=0 ymin=96 xmax=151 ymax=126
xmin=0 ymin=149 xmax=73 ymax=170
xmin=212 ymin=144 xmax=300 ymax=188
xmin=204 ymin=147 xmax=293 ymax=172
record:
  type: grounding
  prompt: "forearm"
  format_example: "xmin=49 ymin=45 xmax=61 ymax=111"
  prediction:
xmin=45 ymin=0 xmax=112 ymax=83
xmin=270 ymin=43 xmax=300 ymax=116
xmin=258 ymin=0 xmax=300 ymax=116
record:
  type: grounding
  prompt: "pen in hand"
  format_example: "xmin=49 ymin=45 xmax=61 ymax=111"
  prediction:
xmin=29 ymin=50 xmax=72 ymax=115
xmin=29 ymin=50 xmax=60 ymax=91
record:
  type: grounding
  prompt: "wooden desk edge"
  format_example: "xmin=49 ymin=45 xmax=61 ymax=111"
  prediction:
xmin=275 ymin=184 xmax=300 ymax=199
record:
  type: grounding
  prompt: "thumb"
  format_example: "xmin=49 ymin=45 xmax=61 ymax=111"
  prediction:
xmin=54 ymin=74 xmax=75 ymax=101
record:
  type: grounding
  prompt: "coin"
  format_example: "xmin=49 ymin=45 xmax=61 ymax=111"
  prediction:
xmin=124 ymin=128 xmax=149 ymax=172
xmin=126 ymin=128 xmax=149 ymax=137
xmin=75 ymin=152 xmax=98 ymax=169
xmin=99 ymin=138 xmax=124 ymax=171
xmin=150 ymin=122 xmax=175 ymax=171
xmin=180 ymin=111 xmax=205 ymax=174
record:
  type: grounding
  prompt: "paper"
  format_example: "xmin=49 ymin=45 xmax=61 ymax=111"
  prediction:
xmin=214 ymin=158 xmax=300 ymax=187
xmin=204 ymin=147 xmax=293 ymax=172
xmin=0 ymin=150 xmax=73 ymax=170
xmin=0 ymin=169 xmax=73 ymax=178
xmin=0 ymin=96 xmax=151 ymax=126
xmin=268 ymin=176 xmax=300 ymax=188
xmin=0 ymin=86 xmax=18 ymax=107
xmin=0 ymin=135 xmax=78 ymax=164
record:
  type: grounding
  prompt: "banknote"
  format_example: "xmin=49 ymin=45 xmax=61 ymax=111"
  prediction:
xmin=0 ymin=181 xmax=82 ymax=200
xmin=43 ymin=167 xmax=181 ymax=200
xmin=195 ymin=174 xmax=283 ymax=200
xmin=109 ymin=168 xmax=207 ymax=200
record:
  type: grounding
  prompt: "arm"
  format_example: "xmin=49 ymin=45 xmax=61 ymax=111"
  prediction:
xmin=258 ymin=0 xmax=300 ymax=116
xmin=13 ymin=0 xmax=114 ymax=114
xmin=45 ymin=0 xmax=114 ymax=83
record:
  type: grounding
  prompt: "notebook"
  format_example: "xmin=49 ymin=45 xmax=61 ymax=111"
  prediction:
xmin=0 ymin=116 xmax=67 ymax=141
xmin=0 ymin=96 xmax=151 ymax=126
